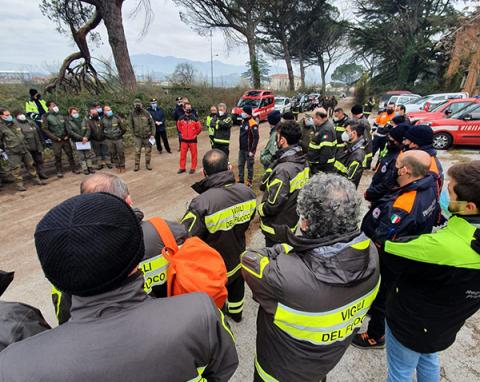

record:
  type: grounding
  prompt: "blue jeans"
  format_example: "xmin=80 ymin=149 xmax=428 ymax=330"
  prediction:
xmin=386 ymin=324 xmax=440 ymax=382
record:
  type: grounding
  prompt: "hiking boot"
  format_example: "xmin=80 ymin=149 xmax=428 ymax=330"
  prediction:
xmin=97 ymin=164 xmax=104 ymax=170
xmin=351 ymin=333 xmax=385 ymax=349
xmin=189 ymin=169 xmax=196 ymax=174
xmin=38 ymin=172 xmax=49 ymax=180
xmin=106 ymin=163 xmax=113 ymax=169
xmin=57 ymin=172 xmax=64 ymax=178
xmin=134 ymin=164 xmax=140 ymax=172
xmin=83 ymin=169 xmax=90 ymax=175
xmin=146 ymin=163 xmax=152 ymax=171
xmin=177 ymin=169 xmax=186 ymax=174
xmin=16 ymin=184 xmax=27 ymax=192
xmin=32 ymin=178 xmax=47 ymax=186
xmin=72 ymin=168 xmax=81 ymax=174
xmin=88 ymin=168 xmax=96 ymax=174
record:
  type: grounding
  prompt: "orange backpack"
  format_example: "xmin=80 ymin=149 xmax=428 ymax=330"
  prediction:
xmin=149 ymin=217 xmax=228 ymax=308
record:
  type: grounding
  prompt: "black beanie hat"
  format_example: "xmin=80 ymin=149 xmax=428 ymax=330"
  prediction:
xmin=29 ymin=88 xmax=38 ymax=97
xmin=351 ymin=104 xmax=363 ymax=115
xmin=405 ymin=124 xmax=433 ymax=147
xmin=242 ymin=105 xmax=253 ymax=116
xmin=35 ymin=193 xmax=144 ymax=297
xmin=389 ymin=124 xmax=410 ymax=144
xmin=268 ymin=110 xmax=281 ymax=125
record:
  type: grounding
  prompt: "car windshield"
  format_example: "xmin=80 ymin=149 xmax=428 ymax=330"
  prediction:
xmin=450 ymin=103 xmax=480 ymax=119
xmin=237 ymin=98 xmax=260 ymax=108
xmin=275 ymin=99 xmax=284 ymax=104
xmin=430 ymin=101 xmax=448 ymax=112
xmin=413 ymin=96 xmax=431 ymax=105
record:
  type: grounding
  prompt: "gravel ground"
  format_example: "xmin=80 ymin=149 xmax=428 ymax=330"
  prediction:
xmin=0 ymin=105 xmax=478 ymax=381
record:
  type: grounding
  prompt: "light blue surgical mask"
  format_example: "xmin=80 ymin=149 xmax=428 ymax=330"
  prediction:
xmin=439 ymin=189 xmax=451 ymax=218
xmin=96 ymin=107 xmax=103 ymax=114
xmin=241 ymin=112 xmax=248 ymax=119
xmin=106 ymin=110 xmax=113 ymax=117
xmin=4 ymin=116 xmax=13 ymax=123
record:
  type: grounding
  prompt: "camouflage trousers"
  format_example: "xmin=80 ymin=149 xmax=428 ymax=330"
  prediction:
xmin=106 ymin=139 xmax=125 ymax=168
xmin=9 ymin=151 xmax=38 ymax=184
xmin=76 ymin=149 xmax=95 ymax=171
xmin=134 ymin=137 xmax=152 ymax=165
xmin=91 ymin=140 xmax=111 ymax=167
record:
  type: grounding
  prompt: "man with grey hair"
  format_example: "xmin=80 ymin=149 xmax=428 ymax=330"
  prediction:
xmin=211 ymin=103 xmax=232 ymax=158
xmin=307 ymin=107 xmax=336 ymax=175
xmin=241 ymin=173 xmax=380 ymax=382
xmin=51 ymin=172 xmax=188 ymax=324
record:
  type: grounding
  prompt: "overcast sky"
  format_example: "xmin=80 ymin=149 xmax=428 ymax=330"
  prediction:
xmin=0 ymin=0 xmax=261 ymax=70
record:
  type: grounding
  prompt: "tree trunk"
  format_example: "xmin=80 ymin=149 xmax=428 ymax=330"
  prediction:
xmin=299 ymin=53 xmax=306 ymax=90
xmin=318 ymin=55 xmax=326 ymax=95
xmin=281 ymin=33 xmax=294 ymax=91
xmin=247 ymin=34 xmax=261 ymax=88
xmin=98 ymin=0 xmax=136 ymax=91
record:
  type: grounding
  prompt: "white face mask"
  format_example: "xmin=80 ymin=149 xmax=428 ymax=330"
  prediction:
xmin=52 ymin=106 xmax=59 ymax=113
xmin=17 ymin=114 xmax=26 ymax=121
xmin=341 ymin=131 xmax=351 ymax=143
xmin=305 ymin=117 xmax=314 ymax=127
xmin=218 ymin=111 xmax=225 ymax=117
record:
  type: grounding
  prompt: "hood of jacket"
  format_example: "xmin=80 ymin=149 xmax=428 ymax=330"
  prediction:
xmin=275 ymin=227 xmax=377 ymax=285
xmin=0 ymin=270 xmax=14 ymax=297
xmin=271 ymin=144 xmax=306 ymax=167
xmin=192 ymin=170 xmax=236 ymax=194
xmin=400 ymin=173 xmax=436 ymax=193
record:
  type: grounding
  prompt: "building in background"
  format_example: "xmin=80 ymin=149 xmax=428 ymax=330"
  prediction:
xmin=268 ymin=74 xmax=302 ymax=92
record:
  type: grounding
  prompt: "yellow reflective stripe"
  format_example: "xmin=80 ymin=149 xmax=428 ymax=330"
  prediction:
xmin=348 ymin=161 xmax=360 ymax=180
xmin=181 ymin=211 xmax=197 ymax=232
xmin=204 ymin=199 xmax=257 ymax=234
xmin=309 ymin=140 xmax=336 ymax=149
xmin=281 ymin=243 xmax=293 ymax=253
xmin=187 ymin=366 xmax=207 ymax=382
xmin=351 ymin=239 xmax=371 ymax=250
xmin=228 ymin=297 xmax=245 ymax=314
xmin=255 ymin=355 xmax=279 ymax=382
xmin=334 ymin=160 xmax=348 ymax=174
xmin=258 ymin=202 xmax=265 ymax=217
xmin=266 ymin=178 xmax=283 ymax=204
xmin=335 ymin=126 xmax=346 ymax=132
xmin=228 ymin=298 xmax=244 ymax=308
xmin=289 ymin=167 xmax=310 ymax=193
xmin=227 ymin=263 xmax=242 ymax=278
xmin=213 ymin=138 xmax=230 ymax=144
xmin=273 ymin=279 xmax=381 ymax=345
xmin=219 ymin=309 xmax=235 ymax=341
xmin=241 ymin=253 xmax=270 ymax=279
xmin=51 ymin=285 xmax=62 ymax=318
xmin=363 ymin=153 xmax=372 ymax=168
xmin=260 ymin=220 xmax=275 ymax=235
xmin=327 ymin=157 xmax=336 ymax=163
xmin=139 ymin=254 xmax=169 ymax=293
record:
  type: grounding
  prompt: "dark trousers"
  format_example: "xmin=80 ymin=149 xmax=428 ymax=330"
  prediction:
xmin=238 ymin=150 xmax=254 ymax=183
xmin=155 ymin=130 xmax=171 ymax=153
xmin=265 ymin=236 xmax=277 ymax=248
xmin=213 ymin=143 xmax=229 ymax=158
xmin=226 ymin=275 xmax=245 ymax=321
xmin=29 ymin=150 xmax=45 ymax=175
xmin=52 ymin=140 xmax=76 ymax=173
xmin=92 ymin=140 xmax=111 ymax=167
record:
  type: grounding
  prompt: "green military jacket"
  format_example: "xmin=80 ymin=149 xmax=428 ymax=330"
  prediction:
xmin=16 ymin=120 xmax=43 ymax=152
xmin=66 ymin=117 xmax=90 ymax=142
xmin=102 ymin=115 xmax=126 ymax=140
xmin=129 ymin=109 xmax=154 ymax=139
xmin=41 ymin=112 xmax=68 ymax=141
xmin=0 ymin=120 xmax=28 ymax=154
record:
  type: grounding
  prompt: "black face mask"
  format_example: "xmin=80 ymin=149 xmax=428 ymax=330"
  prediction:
xmin=402 ymin=144 xmax=411 ymax=152
xmin=387 ymin=109 xmax=394 ymax=115
xmin=185 ymin=110 xmax=192 ymax=114
xmin=135 ymin=105 xmax=142 ymax=111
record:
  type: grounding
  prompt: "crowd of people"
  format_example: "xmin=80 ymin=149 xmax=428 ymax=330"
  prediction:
xmin=0 ymin=90 xmax=479 ymax=382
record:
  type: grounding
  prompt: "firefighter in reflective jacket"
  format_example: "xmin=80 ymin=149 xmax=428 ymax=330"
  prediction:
xmin=334 ymin=123 xmax=366 ymax=188
xmin=212 ymin=103 xmax=233 ymax=158
xmin=206 ymin=105 xmax=218 ymax=148
xmin=307 ymin=108 xmax=336 ymax=175
xmin=181 ymin=149 xmax=256 ymax=322
xmin=259 ymin=121 xmax=309 ymax=247
xmin=332 ymin=107 xmax=350 ymax=150
xmin=242 ymin=173 xmax=380 ymax=382
xmin=25 ymin=88 xmax=48 ymax=128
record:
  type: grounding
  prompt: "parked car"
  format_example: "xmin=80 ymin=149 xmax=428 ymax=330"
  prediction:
xmin=422 ymin=103 xmax=480 ymax=149
xmin=408 ymin=98 xmax=480 ymax=125
xmin=389 ymin=94 xmax=421 ymax=107
xmin=378 ymin=91 xmax=413 ymax=109
xmin=274 ymin=96 xmax=292 ymax=114
xmin=404 ymin=92 xmax=469 ymax=113
xmin=232 ymin=89 xmax=275 ymax=124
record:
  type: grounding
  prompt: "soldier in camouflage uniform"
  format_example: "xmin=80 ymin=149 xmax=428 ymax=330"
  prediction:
xmin=0 ymin=108 xmax=46 ymax=191
xmin=129 ymin=99 xmax=155 ymax=171
xmin=66 ymin=107 xmax=96 ymax=175
xmin=41 ymin=101 xmax=80 ymax=178
xmin=85 ymin=106 xmax=111 ymax=170
xmin=102 ymin=105 xmax=127 ymax=172
xmin=14 ymin=111 xmax=48 ymax=180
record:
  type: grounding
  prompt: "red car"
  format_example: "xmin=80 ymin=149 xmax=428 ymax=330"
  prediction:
xmin=422 ymin=103 xmax=480 ymax=149
xmin=232 ymin=89 xmax=275 ymax=124
xmin=408 ymin=98 xmax=479 ymax=125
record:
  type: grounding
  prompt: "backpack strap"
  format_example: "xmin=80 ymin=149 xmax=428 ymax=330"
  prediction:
xmin=148 ymin=217 xmax=179 ymax=254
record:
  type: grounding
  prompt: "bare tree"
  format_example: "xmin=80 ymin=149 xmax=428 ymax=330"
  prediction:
xmin=171 ymin=63 xmax=196 ymax=87
xmin=173 ymin=0 xmax=268 ymax=88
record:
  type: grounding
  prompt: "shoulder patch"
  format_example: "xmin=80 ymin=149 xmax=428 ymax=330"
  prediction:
xmin=392 ymin=190 xmax=417 ymax=213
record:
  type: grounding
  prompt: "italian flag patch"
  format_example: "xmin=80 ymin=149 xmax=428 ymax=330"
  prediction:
xmin=391 ymin=214 xmax=401 ymax=224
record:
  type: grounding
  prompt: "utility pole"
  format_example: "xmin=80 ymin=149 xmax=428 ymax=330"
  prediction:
xmin=210 ymin=29 xmax=214 ymax=89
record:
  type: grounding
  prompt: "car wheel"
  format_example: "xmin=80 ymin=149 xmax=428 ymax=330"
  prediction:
xmin=433 ymin=132 xmax=453 ymax=150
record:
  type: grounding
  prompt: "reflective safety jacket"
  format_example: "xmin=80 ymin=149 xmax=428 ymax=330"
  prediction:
xmin=0 ymin=120 xmax=28 ymax=154
xmin=206 ymin=114 xmax=217 ymax=145
xmin=0 ymin=271 xmax=50 ymax=352
xmin=52 ymin=209 xmax=188 ymax=324
xmin=181 ymin=170 xmax=256 ymax=282
xmin=307 ymin=120 xmax=336 ymax=174
xmin=362 ymin=175 xmax=439 ymax=247
xmin=17 ymin=119 xmax=43 ymax=153
xmin=41 ymin=112 xmax=68 ymax=141
xmin=259 ymin=145 xmax=309 ymax=243
xmin=384 ymin=215 xmax=480 ymax=354
xmin=354 ymin=115 xmax=373 ymax=167
xmin=365 ymin=144 xmax=401 ymax=205
xmin=25 ymin=98 xmax=48 ymax=122
xmin=102 ymin=115 xmax=126 ymax=140
xmin=213 ymin=114 xmax=233 ymax=146
xmin=241 ymin=229 xmax=380 ymax=382
xmin=129 ymin=109 xmax=155 ymax=139
xmin=1 ymin=274 xmax=239 ymax=382
xmin=375 ymin=111 xmax=394 ymax=130
xmin=333 ymin=114 xmax=349 ymax=149
xmin=334 ymin=138 xmax=366 ymax=188
xmin=67 ymin=117 xmax=90 ymax=142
